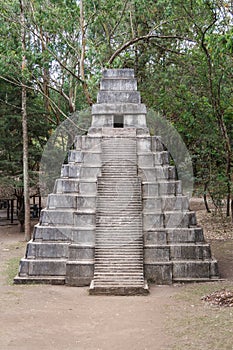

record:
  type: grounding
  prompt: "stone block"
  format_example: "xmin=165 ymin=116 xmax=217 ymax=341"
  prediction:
xmin=48 ymin=194 xmax=77 ymax=209
xmin=162 ymin=196 xmax=189 ymax=211
xmin=54 ymin=179 xmax=79 ymax=194
xmin=33 ymin=225 xmax=73 ymax=242
xmin=100 ymin=78 xmax=137 ymax=91
xmin=143 ymin=197 xmax=162 ymax=211
xmin=189 ymin=211 xmax=197 ymax=226
xmin=77 ymin=195 xmax=96 ymax=210
xmin=170 ymin=244 xmax=210 ymax=260
xmin=159 ymin=182 xmax=176 ymax=196
xmin=137 ymin=138 xmax=151 ymax=152
xmin=141 ymin=167 xmax=169 ymax=181
xmin=83 ymin=152 xmax=101 ymax=166
xmin=80 ymin=166 xmax=101 ymax=180
xmin=66 ymin=261 xmax=94 ymax=286
xmin=81 ymin=136 xmax=102 ymax=151
xmin=74 ymin=135 xmax=82 ymax=150
xmin=40 ymin=209 xmax=74 ymax=225
xmin=18 ymin=258 xmax=29 ymax=276
xmin=74 ymin=211 xmax=96 ymax=227
xmin=79 ymin=181 xmax=97 ymax=195
xmin=102 ymin=68 xmax=134 ymax=78
xmin=154 ymin=151 xmax=170 ymax=165
xmin=138 ymin=154 xmax=154 ymax=167
xmin=91 ymin=103 xmax=147 ymax=115
xmin=193 ymin=228 xmax=205 ymax=242
xmin=144 ymin=262 xmax=172 ymax=284
xmin=167 ymin=228 xmax=197 ymax=243
xmin=144 ymin=245 xmax=170 ymax=262
xmin=68 ymin=244 xmax=95 ymax=260
xmin=28 ymin=259 xmax=67 ymax=276
xmin=144 ymin=229 xmax=167 ymax=244
xmin=172 ymin=261 xmax=210 ymax=279
xmin=92 ymin=115 xmax=113 ymax=127
xmin=151 ymin=136 xmax=164 ymax=151
xmin=124 ymin=115 xmax=147 ymax=128
xmin=97 ymin=91 xmax=141 ymax=104
xmin=168 ymin=166 xmax=176 ymax=180
xmin=61 ymin=164 xmax=81 ymax=178
xmin=175 ymin=181 xmax=183 ymax=195
xmin=68 ymin=150 xmax=84 ymax=163
xmin=210 ymin=260 xmax=219 ymax=277
xmin=71 ymin=228 xmax=96 ymax=244
xmin=143 ymin=213 xmax=164 ymax=230
xmin=164 ymin=211 xmax=186 ymax=228
xmin=27 ymin=242 xmax=69 ymax=259
xmin=142 ymin=182 xmax=159 ymax=197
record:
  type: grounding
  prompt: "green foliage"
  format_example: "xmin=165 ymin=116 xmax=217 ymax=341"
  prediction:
xmin=0 ymin=0 xmax=232 ymax=216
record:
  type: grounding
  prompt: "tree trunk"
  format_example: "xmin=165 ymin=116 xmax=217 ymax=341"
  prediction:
xmin=20 ymin=0 xmax=31 ymax=241
xmin=203 ymin=182 xmax=211 ymax=213
xmin=79 ymin=0 xmax=93 ymax=106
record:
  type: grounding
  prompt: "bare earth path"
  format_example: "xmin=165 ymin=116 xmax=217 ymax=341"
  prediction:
xmin=0 ymin=225 xmax=176 ymax=350
xmin=0 ymin=198 xmax=233 ymax=350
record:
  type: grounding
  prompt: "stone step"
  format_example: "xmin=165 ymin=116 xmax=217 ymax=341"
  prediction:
xmin=89 ymin=284 xmax=149 ymax=296
xmin=95 ymin=238 xmax=143 ymax=242
xmin=95 ymin=263 xmax=143 ymax=267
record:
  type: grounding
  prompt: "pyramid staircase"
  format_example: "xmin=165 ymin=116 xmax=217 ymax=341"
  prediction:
xmin=90 ymin=134 xmax=148 ymax=295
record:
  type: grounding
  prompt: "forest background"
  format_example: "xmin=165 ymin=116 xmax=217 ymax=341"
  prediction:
xmin=0 ymin=0 xmax=232 ymax=240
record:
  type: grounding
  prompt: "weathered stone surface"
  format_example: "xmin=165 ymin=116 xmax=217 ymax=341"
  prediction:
xmin=47 ymin=194 xmax=77 ymax=209
xmin=66 ymin=261 xmax=94 ymax=286
xmin=54 ymin=179 xmax=79 ymax=194
xmin=74 ymin=211 xmax=96 ymax=227
xmin=28 ymin=259 xmax=66 ymax=276
xmin=77 ymin=195 xmax=96 ymax=210
xmin=68 ymin=150 xmax=84 ymax=163
xmin=102 ymin=68 xmax=134 ymax=78
xmin=144 ymin=229 xmax=167 ymax=245
xmin=143 ymin=197 xmax=162 ymax=211
xmin=145 ymin=262 xmax=172 ymax=284
xmin=166 ymin=228 xmax=204 ymax=243
xmin=97 ymin=91 xmax=141 ymax=104
xmin=144 ymin=245 xmax=170 ymax=262
xmin=27 ymin=241 xmax=69 ymax=259
xmin=68 ymin=244 xmax=95 ymax=260
xmin=80 ymin=166 xmax=101 ymax=180
xmin=172 ymin=261 xmax=210 ymax=279
xmin=100 ymin=78 xmax=137 ymax=91
xmin=124 ymin=115 xmax=147 ymax=128
xmin=92 ymin=103 xmax=147 ymax=115
xmin=151 ymin=136 xmax=164 ymax=152
xmin=138 ymin=153 xmax=154 ymax=167
xmin=79 ymin=181 xmax=97 ymax=195
xmin=71 ymin=228 xmax=96 ymax=244
xmin=143 ymin=212 xmax=164 ymax=230
xmin=154 ymin=151 xmax=170 ymax=165
xmin=40 ymin=209 xmax=74 ymax=225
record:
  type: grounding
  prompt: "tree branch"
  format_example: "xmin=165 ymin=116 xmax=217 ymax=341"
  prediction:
xmin=108 ymin=34 xmax=195 ymax=64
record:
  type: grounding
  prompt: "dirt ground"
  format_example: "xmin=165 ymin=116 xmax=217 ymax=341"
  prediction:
xmin=0 ymin=198 xmax=232 ymax=350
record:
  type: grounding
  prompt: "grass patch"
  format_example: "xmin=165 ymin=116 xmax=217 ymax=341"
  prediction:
xmin=4 ymin=256 xmax=22 ymax=285
xmin=166 ymin=282 xmax=233 ymax=350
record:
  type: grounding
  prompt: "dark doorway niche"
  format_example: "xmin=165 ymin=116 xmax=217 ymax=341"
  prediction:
xmin=114 ymin=115 xmax=124 ymax=128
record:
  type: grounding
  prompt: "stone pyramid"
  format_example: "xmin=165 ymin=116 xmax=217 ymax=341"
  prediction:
xmin=14 ymin=69 xmax=219 ymax=295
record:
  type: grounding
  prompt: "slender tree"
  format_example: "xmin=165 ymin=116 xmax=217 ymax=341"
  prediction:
xmin=19 ymin=0 xmax=31 ymax=240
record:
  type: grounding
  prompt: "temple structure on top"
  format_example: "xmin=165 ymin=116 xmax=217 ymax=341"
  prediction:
xmin=14 ymin=69 xmax=219 ymax=295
